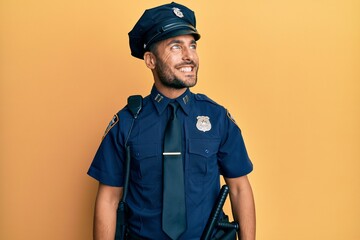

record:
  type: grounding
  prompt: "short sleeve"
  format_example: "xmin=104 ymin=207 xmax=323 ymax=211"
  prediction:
xmin=87 ymin=115 xmax=125 ymax=187
xmin=217 ymin=110 xmax=253 ymax=178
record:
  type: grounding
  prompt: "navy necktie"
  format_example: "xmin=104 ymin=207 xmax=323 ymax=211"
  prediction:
xmin=162 ymin=102 xmax=186 ymax=240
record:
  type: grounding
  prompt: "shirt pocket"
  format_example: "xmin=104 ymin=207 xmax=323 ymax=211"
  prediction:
xmin=130 ymin=143 xmax=162 ymax=184
xmin=188 ymin=138 xmax=220 ymax=177
xmin=187 ymin=138 xmax=220 ymax=206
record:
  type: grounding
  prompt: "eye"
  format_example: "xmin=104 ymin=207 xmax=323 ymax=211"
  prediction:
xmin=190 ymin=44 xmax=197 ymax=50
xmin=170 ymin=44 xmax=181 ymax=50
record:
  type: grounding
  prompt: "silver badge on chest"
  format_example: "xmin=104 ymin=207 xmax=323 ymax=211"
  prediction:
xmin=196 ymin=116 xmax=211 ymax=132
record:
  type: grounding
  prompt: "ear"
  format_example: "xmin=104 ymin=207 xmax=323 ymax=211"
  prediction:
xmin=144 ymin=52 xmax=156 ymax=69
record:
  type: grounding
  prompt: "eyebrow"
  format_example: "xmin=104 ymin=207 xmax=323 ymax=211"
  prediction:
xmin=167 ymin=39 xmax=197 ymax=46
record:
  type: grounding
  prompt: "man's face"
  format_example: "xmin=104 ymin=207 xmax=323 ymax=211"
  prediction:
xmin=152 ymin=35 xmax=199 ymax=89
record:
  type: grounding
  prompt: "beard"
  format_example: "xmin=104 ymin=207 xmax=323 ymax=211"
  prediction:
xmin=154 ymin=58 xmax=199 ymax=89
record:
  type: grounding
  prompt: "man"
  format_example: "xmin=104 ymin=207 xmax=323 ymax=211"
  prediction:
xmin=88 ymin=2 xmax=255 ymax=240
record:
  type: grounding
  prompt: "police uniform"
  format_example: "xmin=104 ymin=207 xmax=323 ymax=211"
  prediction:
xmin=88 ymin=2 xmax=253 ymax=240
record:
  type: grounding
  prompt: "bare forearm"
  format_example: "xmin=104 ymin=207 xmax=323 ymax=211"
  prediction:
xmin=233 ymin=188 xmax=255 ymax=239
xmin=94 ymin=199 xmax=118 ymax=239
xmin=93 ymin=184 xmax=122 ymax=240
xmin=226 ymin=176 xmax=256 ymax=240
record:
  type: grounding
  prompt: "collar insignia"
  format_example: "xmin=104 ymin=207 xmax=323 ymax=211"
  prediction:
xmin=154 ymin=93 xmax=164 ymax=103
xmin=183 ymin=95 xmax=189 ymax=104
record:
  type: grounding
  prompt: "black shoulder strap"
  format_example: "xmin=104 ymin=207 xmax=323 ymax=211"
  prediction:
xmin=123 ymin=94 xmax=143 ymax=195
xmin=115 ymin=95 xmax=143 ymax=240
xmin=123 ymin=94 xmax=143 ymax=198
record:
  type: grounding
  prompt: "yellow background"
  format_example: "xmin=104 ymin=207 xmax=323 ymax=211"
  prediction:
xmin=1 ymin=0 xmax=359 ymax=239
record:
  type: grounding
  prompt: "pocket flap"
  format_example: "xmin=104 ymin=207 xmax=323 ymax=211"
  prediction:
xmin=131 ymin=143 xmax=159 ymax=159
xmin=189 ymin=138 xmax=220 ymax=157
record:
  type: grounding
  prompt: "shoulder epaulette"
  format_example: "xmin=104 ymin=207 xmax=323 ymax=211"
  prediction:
xmin=194 ymin=93 xmax=219 ymax=106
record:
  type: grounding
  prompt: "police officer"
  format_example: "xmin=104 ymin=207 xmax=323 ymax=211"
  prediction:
xmin=88 ymin=2 xmax=255 ymax=240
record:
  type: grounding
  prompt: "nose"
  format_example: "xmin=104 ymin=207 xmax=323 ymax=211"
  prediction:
xmin=182 ymin=46 xmax=195 ymax=61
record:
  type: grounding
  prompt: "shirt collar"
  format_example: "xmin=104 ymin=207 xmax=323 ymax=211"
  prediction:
xmin=150 ymin=86 xmax=192 ymax=115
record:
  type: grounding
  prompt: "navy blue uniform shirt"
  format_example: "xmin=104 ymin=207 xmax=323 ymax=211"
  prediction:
xmin=88 ymin=86 xmax=253 ymax=239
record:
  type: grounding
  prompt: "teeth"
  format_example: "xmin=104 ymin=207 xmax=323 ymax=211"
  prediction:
xmin=180 ymin=67 xmax=192 ymax=72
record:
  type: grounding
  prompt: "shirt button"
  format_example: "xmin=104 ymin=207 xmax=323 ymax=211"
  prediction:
xmin=205 ymin=149 xmax=209 ymax=154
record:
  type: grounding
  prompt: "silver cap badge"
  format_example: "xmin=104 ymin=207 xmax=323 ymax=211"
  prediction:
xmin=196 ymin=116 xmax=211 ymax=132
xmin=172 ymin=7 xmax=184 ymax=18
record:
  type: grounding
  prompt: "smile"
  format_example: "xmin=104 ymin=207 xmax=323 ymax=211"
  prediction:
xmin=179 ymin=67 xmax=193 ymax=72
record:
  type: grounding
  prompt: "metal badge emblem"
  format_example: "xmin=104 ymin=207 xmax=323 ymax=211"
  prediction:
xmin=172 ymin=7 xmax=184 ymax=18
xmin=196 ymin=116 xmax=212 ymax=132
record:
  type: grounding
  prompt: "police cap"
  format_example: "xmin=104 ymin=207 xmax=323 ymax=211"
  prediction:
xmin=129 ymin=2 xmax=201 ymax=59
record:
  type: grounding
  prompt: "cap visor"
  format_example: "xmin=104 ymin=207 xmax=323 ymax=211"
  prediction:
xmin=152 ymin=28 xmax=200 ymax=46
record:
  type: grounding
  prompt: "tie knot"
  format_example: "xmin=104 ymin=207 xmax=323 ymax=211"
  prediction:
xmin=169 ymin=102 xmax=179 ymax=118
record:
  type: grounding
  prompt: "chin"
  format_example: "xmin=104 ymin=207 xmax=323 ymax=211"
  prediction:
xmin=185 ymin=80 xmax=197 ymax=88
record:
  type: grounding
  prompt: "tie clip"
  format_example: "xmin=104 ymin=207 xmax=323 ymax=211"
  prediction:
xmin=163 ymin=152 xmax=181 ymax=156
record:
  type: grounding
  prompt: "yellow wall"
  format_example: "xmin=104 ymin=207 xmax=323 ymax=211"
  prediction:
xmin=1 ymin=0 xmax=359 ymax=239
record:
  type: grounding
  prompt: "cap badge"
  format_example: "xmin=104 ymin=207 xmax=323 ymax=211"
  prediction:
xmin=196 ymin=116 xmax=211 ymax=132
xmin=172 ymin=7 xmax=184 ymax=18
